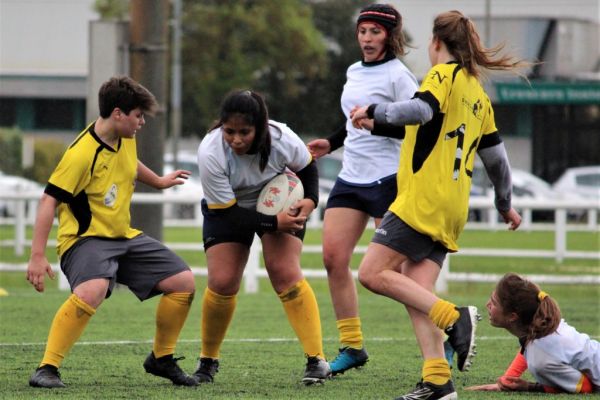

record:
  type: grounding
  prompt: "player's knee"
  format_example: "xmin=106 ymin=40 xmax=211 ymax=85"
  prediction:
xmin=357 ymin=266 xmax=376 ymax=292
xmin=322 ymin=249 xmax=351 ymax=273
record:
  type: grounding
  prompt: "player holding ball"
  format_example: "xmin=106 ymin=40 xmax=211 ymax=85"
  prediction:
xmin=194 ymin=89 xmax=330 ymax=385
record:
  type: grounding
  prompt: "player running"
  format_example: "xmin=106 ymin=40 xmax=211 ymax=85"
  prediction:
xmin=351 ymin=10 xmax=526 ymax=400
xmin=194 ymin=89 xmax=330 ymax=385
xmin=307 ymin=3 xmax=418 ymax=376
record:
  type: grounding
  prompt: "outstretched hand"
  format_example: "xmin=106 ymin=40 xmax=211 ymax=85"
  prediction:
xmin=159 ymin=169 xmax=191 ymax=189
xmin=306 ymin=139 xmax=330 ymax=160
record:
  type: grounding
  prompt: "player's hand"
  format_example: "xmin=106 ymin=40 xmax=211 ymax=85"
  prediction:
xmin=357 ymin=118 xmax=374 ymax=131
xmin=500 ymin=208 xmax=521 ymax=231
xmin=497 ymin=375 xmax=530 ymax=392
xmin=464 ymin=383 xmax=500 ymax=391
xmin=306 ymin=139 xmax=330 ymax=159
xmin=160 ymin=169 xmax=191 ymax=189
xmin=288 ymin=198 xmax=315 ymax=219
xmin=26 ymin=254 xmax=55 ymax=293
xmin=276 ymin=210 xmax=306 ymax=234
xmin=350 ymin=106 xmax=370 ymax=128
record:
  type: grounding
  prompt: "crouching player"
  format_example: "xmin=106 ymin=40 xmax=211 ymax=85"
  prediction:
xmin=27 ymin=76 xmax=198 ymax=388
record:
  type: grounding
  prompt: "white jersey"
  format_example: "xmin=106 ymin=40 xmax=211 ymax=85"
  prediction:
xmin=339 ymin=57 xmax=418 ymax=185
xmin=198 ymin=120 xmax=312 ymax=210
xmin=524 ymin=320 xmax=600 ymax=392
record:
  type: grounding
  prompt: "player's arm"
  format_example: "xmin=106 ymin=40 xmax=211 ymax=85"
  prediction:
xmin=27 ymin=193 xmax=59 ymax=292
xmin=351 ymin=95 xmax=436 ymax=130
xmin=307 ymin=120 xmax=346 ymax=159
xmin=136 ymin=160 xmax=190 ymax=189
xmin=289 ymin=160 xmax=319 ymax=219
xmin=477 ymin=134 xmax=521 ymax=230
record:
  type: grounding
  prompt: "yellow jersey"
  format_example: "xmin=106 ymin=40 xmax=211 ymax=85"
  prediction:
xmin=389 ymin=62 xmax=497 ymax=251
xmin=45 ymin=123 xmax=141 ymax=255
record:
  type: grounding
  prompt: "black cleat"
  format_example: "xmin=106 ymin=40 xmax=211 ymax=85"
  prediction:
xmin=143 ymin=352 xmax=198 ymax=386
xmin=193 ymin=357 xmax=219 ymax=383
xmin=302 ymin=356 xmax=331 ymax=385
xmin=29 ymin=364 xmax=66 ymax=388
xmin=444 ymin=306 xmax=481 ymax=372
xmin=395 ymin=380 xmax=457 ymax=400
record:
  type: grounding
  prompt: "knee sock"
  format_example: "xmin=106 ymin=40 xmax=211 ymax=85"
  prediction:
xmin=40 ymin=294 xmax=95 ymax=368
xmin=428 ymin=299 xmax=459 ymax=330
xmin=337 ymin=317 xmax=363 ymax=349
xmin=153 ymin=292 xmax=194 ymax=358
xmin=279 ymin=279 xmax=324 ymax=359
xmin=200 ymin=287 xmax=236 ymax=359
xmin=422 ymin=358 xmax=451 ymax=385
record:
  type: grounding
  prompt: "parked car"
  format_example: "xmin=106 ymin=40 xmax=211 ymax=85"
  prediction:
xmin=0 ymin=171 xmax=43 ymax=217
xmin=552 ymin=166 xmax=600 ymax=200
xmin=163 ymin=152 xmax=203 ymax=219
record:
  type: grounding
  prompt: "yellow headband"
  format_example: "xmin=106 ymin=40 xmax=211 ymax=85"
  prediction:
xmin=538 ymin=291 xmax=548 ymax=301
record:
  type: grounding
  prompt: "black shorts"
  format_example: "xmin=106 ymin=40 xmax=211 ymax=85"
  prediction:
xmin=371 ymin=212 xmax=448 ymax=267
xmin=201 ymin=200 xmax=305 ymax=250
xmin=60 ymin=234 xmax=190 ymax=300
xmin=326 ymin=175 xmax=397 ymax=218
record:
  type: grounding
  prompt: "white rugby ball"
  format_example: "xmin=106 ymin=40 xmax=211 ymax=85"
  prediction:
xmin=256 ymin=172 xmax=304 ymax=216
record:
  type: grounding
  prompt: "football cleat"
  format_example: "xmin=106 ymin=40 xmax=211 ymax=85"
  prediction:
xmin=329 ymin=347 xmax=369 ymax=375
xmin=302 ymin=356 xmax=331 ymax=385
xmin=29 ymin=364 xmax=66 ymax=388
xmin=193 ymin=357 xmax=219 ymax=383
xmin=443 ymin=340 xmax=455 ymax=369
xmin=395 ymin=380 xmax=457 ymax=400
xmin=444 ymin=306 xmax=481 ymax=372
xmin=143 ymin=352 xmax=198 ymax=386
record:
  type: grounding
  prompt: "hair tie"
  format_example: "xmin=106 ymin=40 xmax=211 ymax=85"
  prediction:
xmin=538 ymin=291 xmax=548 ymax=301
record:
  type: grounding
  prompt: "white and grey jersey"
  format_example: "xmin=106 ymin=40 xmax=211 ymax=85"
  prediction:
xmin=339 ymin=58 xmax=418 ymax=185
xmin=198 ymin=120 xmax=312 ymax=210
xmin=525 ymin=320 xmax=600 ymax=392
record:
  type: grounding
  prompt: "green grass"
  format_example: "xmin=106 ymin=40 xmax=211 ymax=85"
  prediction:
xmin=0 ymin=224 xmax=598 ymax=398
xmin=0 ymin=278 xmax=598 ymax=399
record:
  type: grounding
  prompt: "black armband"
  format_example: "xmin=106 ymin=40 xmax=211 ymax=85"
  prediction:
xmin=371 ymin=122 xmax=405 ymax=139
xmin=326 ymin=123 xmax=347 ymax=152
xmin=213 ymin=203 xmax=278 ymax=232
xmin=295 ymin=160 xmax=319 ymax=207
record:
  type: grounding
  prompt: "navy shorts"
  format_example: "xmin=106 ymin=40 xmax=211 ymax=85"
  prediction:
xmin=371 ymin=211 xmax=448 ymax=267
xmin=326 ymin=175 xmax=397 ymax=218
xmin=201 ymin=200 xmax=305 ymax=250
xmin=60 ymin=234 xmax=190 ymax=300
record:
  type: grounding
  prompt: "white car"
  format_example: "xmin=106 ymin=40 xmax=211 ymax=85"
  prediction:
xmin=552 ymin=166 xmax=600 ymax=200
xmin=0 ymin=171 xmax=43 ymax=217
xmin=163 ymin=152 xmax=203 ymax=219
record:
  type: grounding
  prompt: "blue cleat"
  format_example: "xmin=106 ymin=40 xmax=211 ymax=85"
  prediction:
xmin=444 ymin=340 xmax=455 ymax=369
xmin=329 ymin=347 xmax=369 ymax=376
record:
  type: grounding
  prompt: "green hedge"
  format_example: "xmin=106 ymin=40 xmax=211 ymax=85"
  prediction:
xmin=0 ymin=127 xmax=22 ymax=175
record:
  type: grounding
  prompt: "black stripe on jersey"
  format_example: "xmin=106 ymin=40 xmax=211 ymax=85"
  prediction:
xmin=451 ymin=64 xmax=461 ymax=83
xmin=372 ymin=122 xmax=405 ymax=139
xmin=90 ymin=145 xmax=105 ymax=176
xmin=477 ymin=131 xmax=502 ymax=150
xmin=45 ymin=182 xmax=74 ymax=203
xmin=412 ymin=112 xmax=444 ymax=174
xmin=414 ymin=91 xmax=440 ymax=114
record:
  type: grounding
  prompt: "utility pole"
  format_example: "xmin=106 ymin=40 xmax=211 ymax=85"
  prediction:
xmin=170 ymin=0 xmax=182 ymax=169
xmin=129 ymin=0 xmax=169 ymax=241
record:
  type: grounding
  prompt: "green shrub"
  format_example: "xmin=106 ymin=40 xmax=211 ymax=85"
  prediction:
xmin=23 ymin=138 xmax=67 ymax=184
xmin=0 ymin=127 xmax=23 ymax=175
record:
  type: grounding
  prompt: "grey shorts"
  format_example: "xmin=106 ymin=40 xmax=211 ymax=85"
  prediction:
xmin=371 ymin=211 xmax=448 ymax=267
xmin=60 ymin=234 xmax=190 ymax=300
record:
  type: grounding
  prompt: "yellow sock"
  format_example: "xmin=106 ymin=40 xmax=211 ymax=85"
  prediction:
xmin=279 ymin=279 xmax=324 ymax=359
xmin=153 ymin=292 xmax=194 ymax=358
xmin=428 ymin=299 xmax=459 ymax=330
xmin=201 ymin=287 xmax=236 ymax=359
xmin=337 ymin=317 xmax=363 ymax=349
xmin=40 ymin=294 xmax=95 ymax=368
xmin=422 ymin=358 xmax=451 ymax=385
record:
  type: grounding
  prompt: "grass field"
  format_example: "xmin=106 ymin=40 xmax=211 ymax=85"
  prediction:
xmin=0 ymin=226 xmax=599 ymax=399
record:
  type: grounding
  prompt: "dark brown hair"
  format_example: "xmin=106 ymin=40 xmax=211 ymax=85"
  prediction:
xmin=432 ymin=10 xmax=528 ymax=79
xmin=357 ymin=3 xmax=409 ymax=57
xmin=98 ymin=76 xmax=157 ymax=118
xmin=496 ymin=273 xmax=561 ymax=343
xmin=210 ymin=90 xmax=271 ymax=171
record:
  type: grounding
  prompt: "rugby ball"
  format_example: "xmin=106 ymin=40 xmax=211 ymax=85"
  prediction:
xmin=256 ymin=172 xmax=304 ymax=216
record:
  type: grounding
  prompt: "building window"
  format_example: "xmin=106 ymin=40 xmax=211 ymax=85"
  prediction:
xmin=33 ymin=99 xmax=80 ymax=130
xmin=0 ymin=98 xmax=17 ymax=127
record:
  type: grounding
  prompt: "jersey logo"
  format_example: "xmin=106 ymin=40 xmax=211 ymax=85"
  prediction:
xmin=430 ymin=70 xmax=447 ymax=84
xmin=104 ymin=184 xmax=118 ymax=207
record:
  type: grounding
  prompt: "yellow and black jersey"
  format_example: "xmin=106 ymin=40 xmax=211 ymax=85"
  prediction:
xmin=45 ymin=122 xmax=141 ymax=256
xmin=389 ymin=62 xmax=497 ymax=251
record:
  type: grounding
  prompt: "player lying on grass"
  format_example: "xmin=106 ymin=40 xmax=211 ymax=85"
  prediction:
xmin=194 ymin=89 xmax=330 ymax=385
xmin=27 ymin=76 xmax=198 ymax=388
xmin=466 ymin=272 xmax=599 ymax=394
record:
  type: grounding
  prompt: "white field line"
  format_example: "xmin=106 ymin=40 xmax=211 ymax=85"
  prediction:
xmin=1 ymin=335 xmax=598 ymax=347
